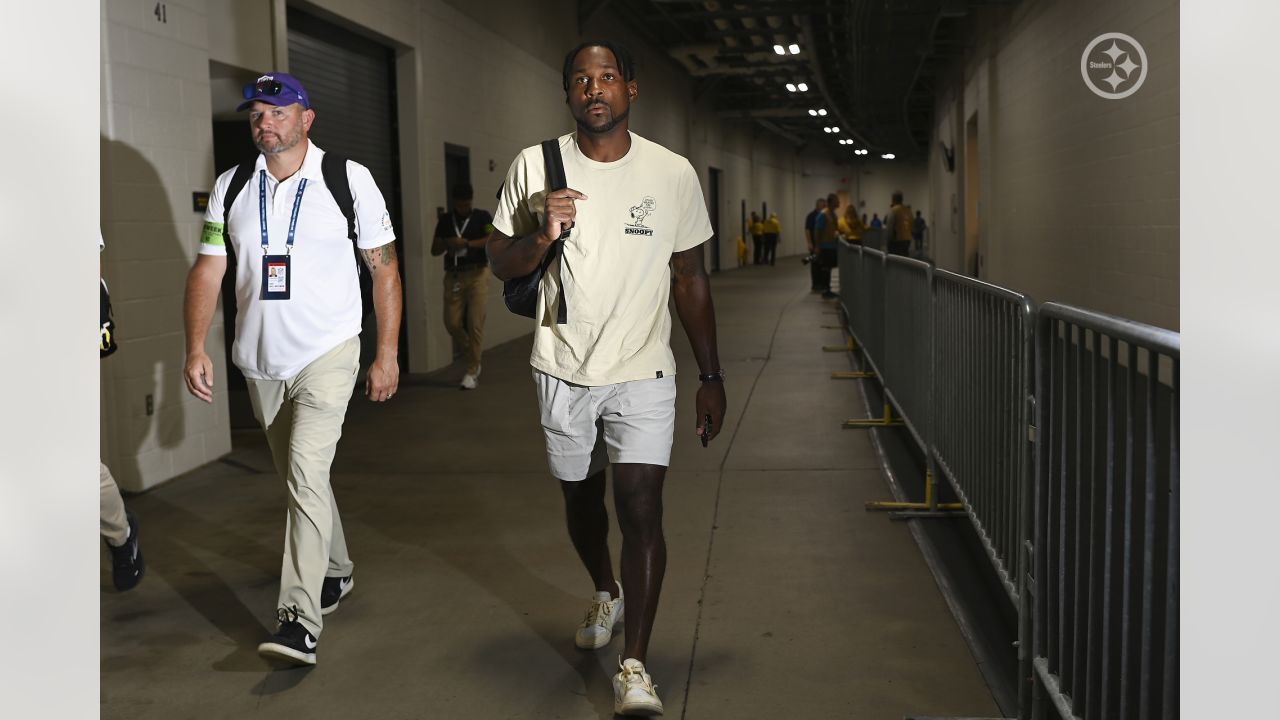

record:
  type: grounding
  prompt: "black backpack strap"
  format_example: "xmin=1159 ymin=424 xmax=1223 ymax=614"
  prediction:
xmin=222 ymin=161 xmax=256 ymax=230
xmin=220 ymin=162 xmax=256 ymax=266
xmin=321 ymin=152 xmax=358 ymax=244
xmin=540 ymin=139 xmax=569 ymax=325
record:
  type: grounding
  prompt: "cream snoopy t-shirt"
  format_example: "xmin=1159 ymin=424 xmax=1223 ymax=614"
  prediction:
xmin=493 ymin=132 xmax=712 ymax=386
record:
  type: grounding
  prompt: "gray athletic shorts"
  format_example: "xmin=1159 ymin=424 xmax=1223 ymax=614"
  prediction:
xmin=533 ymin=369 xmax=678 ymax=481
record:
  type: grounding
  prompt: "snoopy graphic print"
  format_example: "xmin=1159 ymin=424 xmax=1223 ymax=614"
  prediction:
xmin=625 ymin=196 xmax=656 ymax=236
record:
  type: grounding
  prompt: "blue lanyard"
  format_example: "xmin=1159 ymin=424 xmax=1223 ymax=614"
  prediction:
xmin=258 ymin=170 xmax=309 ymax=253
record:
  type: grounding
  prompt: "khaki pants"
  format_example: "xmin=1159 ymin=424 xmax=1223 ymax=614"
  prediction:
xmin=443 ymin=266 xmax=488 ymax=374
xmin=100 ymin=462 xmax=128 ymax=546
xmin=246 ymin=336 xmax=359 ymax=637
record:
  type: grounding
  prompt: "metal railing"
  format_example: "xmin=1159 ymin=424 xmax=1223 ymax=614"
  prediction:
xmin=931 ymin=270 xmax=1035 ymax=605
xmin=842 ymin=244 xmax=886 ymax=379
xmin=1031 ymin=303 xmax=1179 ymax=720
xmin=831 ymin=252 xmax=1180 ymax=720
xmin=883 ymin=255 xmax=934 ymax=454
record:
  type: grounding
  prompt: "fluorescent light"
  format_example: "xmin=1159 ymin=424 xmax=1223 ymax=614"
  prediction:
xmin=808 ymin=109 xmax=818 ymax=116
xmin=823 ymin=127 xmax=831 ymax=133
xmin=788 ymin=43 xmax=800 ymax=54
xmin=881 ymin=153 xmax=895 ymax=159
xmin=773 ymin=45 xmax=786 ymax=55
xmin=831 ymin=127 xmax=840 ymax=133
xmin=785 ymin=83 xmax=797 ymax=92
xmin=797 ymin=82 xmax=808 ymax=92
xmin=817 ymin=108 xmax=828 ymax=116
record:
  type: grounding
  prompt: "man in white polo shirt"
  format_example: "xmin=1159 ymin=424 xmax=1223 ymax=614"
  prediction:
xmin=182 ymin=72 xmax=402 ymax=666
xmin=488 ymin=42 xmax=726 ymax=716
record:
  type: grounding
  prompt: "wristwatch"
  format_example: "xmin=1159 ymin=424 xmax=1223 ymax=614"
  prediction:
xmin=698 ymin=369 xmax=726 ymax=383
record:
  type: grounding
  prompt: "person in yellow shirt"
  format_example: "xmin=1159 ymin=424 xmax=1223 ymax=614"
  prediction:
xmin=761 ymin=212 xmax=781 ymax=265
xmin=736 ymin=234 xmax=749 ymax=267
xmin=887 ymin=190 xmax=913 ymax=256
xmin=838 ymin=204 xmax=865 ymax=245
xmin=748 ymin=211 xmax=765 ymax=265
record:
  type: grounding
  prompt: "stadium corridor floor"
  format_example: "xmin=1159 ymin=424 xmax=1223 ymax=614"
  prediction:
xmin=100 ymin=260 xmax=999 ymax=720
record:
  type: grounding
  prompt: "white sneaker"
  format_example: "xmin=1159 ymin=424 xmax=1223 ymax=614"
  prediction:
xmin=460 ymin=367 xmax=480 ymax=390
xmin=613 ymin=657 xmax=663 ymax=716
xmin=574 ymin=584 xmax=624 ymax=649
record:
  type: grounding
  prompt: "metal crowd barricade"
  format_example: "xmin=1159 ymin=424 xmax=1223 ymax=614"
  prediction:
xmin=881 ymin=255 xmax=934 ymax=454
xmin=858 ymin=246 xmax=886 ymax=377
xmin=930 ymin=269 xmax=1034 ymax=604
xmin=1031 ymin=303 xmax=1179 ymax=720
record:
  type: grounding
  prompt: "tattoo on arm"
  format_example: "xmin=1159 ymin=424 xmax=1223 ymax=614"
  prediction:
xmin=362 ymin=242 xmax=398 ymax=274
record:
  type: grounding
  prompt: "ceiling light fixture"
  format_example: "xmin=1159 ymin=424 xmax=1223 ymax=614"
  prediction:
xmin=797 ymin=82 xmax=808 ymax=92
xmin=808 ymin=109 xmax=818 ymax=116
xmin=773 ymin=44 xmax=786 ymax=55
xmin=817 ymin=108 xmax=828 ymax=116
xmin=788 ymin=43 xmax=800 ymax=54
xmin=831 ymin=127 xmax=840 ymax=133
xmin=785 ymin=83 xmax=797 ymax=92
xmin=881 ymin=153 xmax=896 ymax=160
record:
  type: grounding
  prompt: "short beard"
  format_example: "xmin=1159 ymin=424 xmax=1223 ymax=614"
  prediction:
xmin=575 ymin=105 xmax=629 ymax=136
xmin=254 ymin=127 xmax=302 ymax=155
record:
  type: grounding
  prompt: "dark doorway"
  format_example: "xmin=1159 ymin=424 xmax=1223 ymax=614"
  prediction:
xmin=288 ymin=8 xmax=407 ymax=372
xmin=707 ymin=167 xmax=722 ymax=272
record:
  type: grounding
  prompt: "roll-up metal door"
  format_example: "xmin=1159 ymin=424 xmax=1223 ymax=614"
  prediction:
xmin=288 ymin=8 xmax=405 ymax=368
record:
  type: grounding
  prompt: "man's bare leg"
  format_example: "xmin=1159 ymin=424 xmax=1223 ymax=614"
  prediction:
xmin=560 ymin=468 xmax=617 ymax=595
xmin=611 ymin=463 xmax=667 ymax=663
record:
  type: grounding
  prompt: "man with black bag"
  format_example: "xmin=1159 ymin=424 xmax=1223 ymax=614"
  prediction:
xmin=182 ymin=72 xmax=402 ymax=666
xmin=487 ymin=41 xmax=726 ymax=717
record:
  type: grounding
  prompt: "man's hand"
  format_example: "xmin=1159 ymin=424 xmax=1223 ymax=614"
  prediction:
xmin=184 ymin=350 xmax=215 ymax=403
xmin=365 ymin=354 xmax=399 ymax=402
xmin=542 ymin=188 xmax=587 ymax=242
xmin=447 ymin=235 xmax=468 ymax=252
xmin=695 ymin=381 xmax=726 ymax=444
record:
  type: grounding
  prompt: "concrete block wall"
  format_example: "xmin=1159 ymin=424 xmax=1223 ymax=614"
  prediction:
xmin=929 ymin=0 xmax=1178 ymax=329
xmin=101 ymin=0 xmax=229 ymax=491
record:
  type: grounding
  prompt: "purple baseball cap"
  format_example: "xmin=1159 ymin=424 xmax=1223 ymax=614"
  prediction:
xmin=237 ymin=72 xmax=311 ymax=111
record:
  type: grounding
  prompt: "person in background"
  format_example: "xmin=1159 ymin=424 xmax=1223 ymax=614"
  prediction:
xmin=431 ymin=183 xmax=493 ymax=390
xmin=100 ymin=231 xmax=145 ymax=593
xmin=811 ymin=193 xmax=840 ymax=298
xmin=761 ymin=211 xmax=781 ymax=265
xmin=749 ymin=210 xmax=764 ymax=266
xmin=912 ymin=209 xmax=928 ymax=258
xmin=804 ymin=197 xmax=826 ymax=291
xmin=838 ymin=203 xmax=865 ymax=246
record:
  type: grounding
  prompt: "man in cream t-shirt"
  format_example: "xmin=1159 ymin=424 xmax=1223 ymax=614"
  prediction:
xmin=488 ymin=41 xmax=726 ymax=717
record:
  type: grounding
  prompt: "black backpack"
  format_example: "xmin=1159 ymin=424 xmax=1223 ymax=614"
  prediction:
xmin=222 ymin=152 xmax=358 ymax=258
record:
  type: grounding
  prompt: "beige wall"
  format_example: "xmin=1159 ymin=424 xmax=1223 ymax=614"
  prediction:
xmin=100 ymin=0 xmax=852 ymax=489
xmin=928 ymin=0 xmax=1179 ymax=329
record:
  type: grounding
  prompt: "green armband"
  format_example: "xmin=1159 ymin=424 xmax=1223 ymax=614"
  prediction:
xmin=201 ymin=221 xmax=225 ymax=247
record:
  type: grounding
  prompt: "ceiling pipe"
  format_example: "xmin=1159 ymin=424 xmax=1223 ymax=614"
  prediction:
xmin=799 ymin=8 xmax=874 ymax=151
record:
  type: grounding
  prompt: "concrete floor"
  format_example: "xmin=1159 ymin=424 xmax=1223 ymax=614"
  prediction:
xmin=101 ymin=260 xmax=1000 ymax=719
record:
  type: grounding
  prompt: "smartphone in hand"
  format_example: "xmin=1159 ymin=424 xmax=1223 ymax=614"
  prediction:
xmin=701 ymin=414 xmax=712 ymax=448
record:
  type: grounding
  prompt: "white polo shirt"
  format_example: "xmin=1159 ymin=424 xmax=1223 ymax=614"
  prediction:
xmin=493 ymin=132 xmax=712 ymax=386
xmin=199 ymin=141 xmax=395 ymax=381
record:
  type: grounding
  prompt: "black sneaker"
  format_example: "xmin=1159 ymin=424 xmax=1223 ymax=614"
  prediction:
xmin=320 ymin=575 xmax=354 ymax=615
xmin=107 ymin=511 xmax=145 ymax=592
xmin=257 ymin=607 xmax=317 ymax=666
